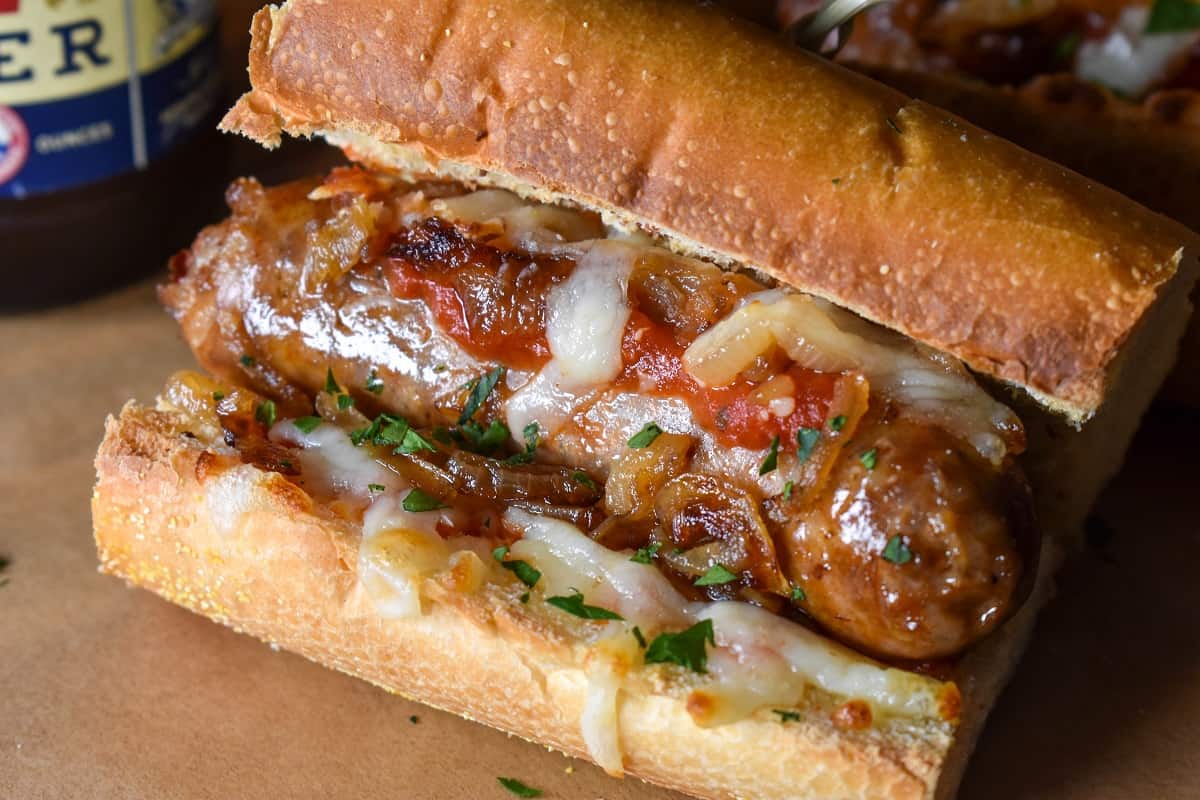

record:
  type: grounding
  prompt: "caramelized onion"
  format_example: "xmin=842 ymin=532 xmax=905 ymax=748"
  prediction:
xmin=603 ymin=431 xmax=695 ymax=518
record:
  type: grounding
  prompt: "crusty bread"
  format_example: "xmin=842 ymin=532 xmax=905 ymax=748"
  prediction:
xmin=220 ymin=0 xmax=1198 ymax=422
xmin=94 ymin=401 xmax=1058 ymax=800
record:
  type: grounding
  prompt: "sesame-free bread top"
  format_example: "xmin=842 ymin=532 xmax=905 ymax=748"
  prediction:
xmin=222 ymin=0 xmax=1198 ymax=422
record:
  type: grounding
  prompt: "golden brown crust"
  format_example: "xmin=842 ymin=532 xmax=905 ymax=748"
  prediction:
xmin=220 ymin=0 xmax=1197 ymax=422
xmin=93 ymin=402 xmax=1001 ymax=800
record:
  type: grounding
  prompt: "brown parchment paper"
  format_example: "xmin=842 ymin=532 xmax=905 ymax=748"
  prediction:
xmin=2 ymin=284 xmax=1198 ymax=800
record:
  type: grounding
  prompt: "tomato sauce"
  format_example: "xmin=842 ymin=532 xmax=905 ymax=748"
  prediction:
xmin=384 ymin=220 xmax=838 ymax=450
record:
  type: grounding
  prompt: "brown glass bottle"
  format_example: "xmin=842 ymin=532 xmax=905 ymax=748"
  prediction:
xmin=0 ymin=0 xmax=227 ymax=311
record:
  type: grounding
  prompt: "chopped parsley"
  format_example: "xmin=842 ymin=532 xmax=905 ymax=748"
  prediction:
xmin=293 ymin=415 xmax=321 ymax=434
xmin=324 ymin=368 xmax=340 ymax=394
xmin=882 ymin=535 xmax=913 ymax=565
xmin=545 ymin=591 xmax=624 ymax=621
xmin=239 ymin=354 xmax=255 ymax=367
xmin=504 ymin=422 xmax=540 ymax=465
xmin=497 ymin=777 xmax=543 ymax=798
xmin=396 ymin=427 xmax=437 ymax=455
xmin=519 ymin=591 xmax=530 ymax=604
xmin=773 ymin=709 xmax=802 ymax=723
xmin=632 ymin=626 xmax=647 ymax=648
xmin=694 ymin=564 xmax=738 ymax=587
xmin=401 ymin=488 xmax=446 ymax=512
xmin=644 ymin=619 xmax=715 ymax=674
xmin=455 ymin=419 xmax=510 ymax=455
xmin=796 ymin=427 xmax=820 ymax=462
xmin=1147 ymin=0 xmax=1200 ymax=33
xmin=627 ymin=422 xmax=663 ymax=449
xmin=630 ymin=543 xmax=661 ymax=564
xmin=254 ymin=399 xmax=277 ymax=428
xmin=0 ymin=555 xmax=10 ymax=588
xmin=211 ymin=391 xmax=225 ymax=403
xmin=571 ymin=470 xmax=598 ymax=491
xmin=831 ymin=177 xmax=842 ymax=185
xmin=365 ymin=368 xmax=385 ymax=395
xmin=781 ymin=480 xmax=795 ymax=501
xmin=336 ymin=393 xmax=355 ymax=410
xmin=759 ymin=435 xmax=781 ymax=475
xmin=368 ymin=483 xmax=386 ymax=493
xmin=790 ymin=584 xmax=807 ymax=603
xmin=492 ymin=546 xmax=541 ymax=588
xmin=458 ymin=366 xmax=505 ymax=424
xmin=859 ymin=448 xmax=878 ymax=470
xmin=828 ymin=415 xmax=847 ymax=432
xmin=409 ymin=715 xmax=419 ymax=724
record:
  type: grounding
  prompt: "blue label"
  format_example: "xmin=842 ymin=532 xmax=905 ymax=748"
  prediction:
xmin=0 ymin=2 xmax=219 ymax=198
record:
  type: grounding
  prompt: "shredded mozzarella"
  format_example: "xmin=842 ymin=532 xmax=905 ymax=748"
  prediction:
xmin=357 ymin=494 xmax=452 ymax=618
xmin=1076 ymin=8 xmax=1200 ymax=98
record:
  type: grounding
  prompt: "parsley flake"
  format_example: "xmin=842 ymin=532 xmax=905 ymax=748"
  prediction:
xmin=860 ymin=448 xmax=878 ymax=470
xmin=759 ymin=435 xmax=781 ymax=475
xmin=782 ymin=480 xmax=795 ymax=501
xmin=368 ymin=483 xmax=386 ymax=493
xmin=796 ymin=427 xmax=820 ymax=462
xmin=492 ymin=546 xmax=541 ymax=588
xmin=571 ymin=470 xmax=598 ymax=491
xmin=630 ymin=543 xmax=661 ymax=564
xmin=790 ymin=584 xmax=807 ymax=602
xmin=211 ymin=391 xmax=225 ymax=402
xmin=396 ymin=427 xmax=437 ymax=455
xmin=293 ymin=415 xmax=321 ymax=434
xmin=365 ymin=369 xmax=385 ymax=395
xmin=882 ymin=535 xmax=913 ymax=565
xmin=829 ymin=415 xmax=847 ymax=432
xmin=239 ymin=354 xmax=255 ymax=368
xmin=459 ymin=366 xmax=505 ymax=424
xmin=255 ymin=399 xmax=277 ymax=428
xmin=409 ymin=715 xmax=419 ymax=724
xmin=401 ymin=488 xmax=446 ymax=512
xmin=498 ymin=777 xmax=543 ymax=798
xmin=694 ymin=564 xmax=738 ymax=586
xmin=773 ymin=709 xmax=802 ymax=723
xmin=546 ymin=591 xmax=624 ymax=621
xmin=644 ymin=619 xmax=715 ymax=674
xmin=336 ymin=393 xmax=354 ymax=410
xmin=324 ymin=368 xmax=340 ymax=394
xmin=504 ymin=422 xmax=539 ymax=464
xmin=1147 ymin=0 xmax=1200 ymax=33
xmin=628 ymin=422 xmax=663 ymax=449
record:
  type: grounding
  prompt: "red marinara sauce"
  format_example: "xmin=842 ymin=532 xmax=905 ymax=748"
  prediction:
xmin=383 ymin=220 xmax=839 ymax=449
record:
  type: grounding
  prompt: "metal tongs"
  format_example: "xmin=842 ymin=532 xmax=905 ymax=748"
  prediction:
xmin=784 ymin=0 xmax=891 ymax=56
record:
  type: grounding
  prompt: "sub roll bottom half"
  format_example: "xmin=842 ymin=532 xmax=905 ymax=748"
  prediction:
xmin=96 ymin=166 xmax=1141 ymax=800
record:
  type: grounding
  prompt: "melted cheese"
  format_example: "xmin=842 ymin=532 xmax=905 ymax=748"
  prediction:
xmin=506 ymin=508 xmax=950 ymax=721
xmin=1076 ymin=8 xmax=1200 ymax=98
xmin=271 ymin=419 xmax=400 ymax=498
xmin=358 ymin=494 xmax=452 ymax=618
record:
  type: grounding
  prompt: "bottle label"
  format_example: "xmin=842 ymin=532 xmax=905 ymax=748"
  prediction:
xmin=0 ymin=0 xmax=219 ymax=198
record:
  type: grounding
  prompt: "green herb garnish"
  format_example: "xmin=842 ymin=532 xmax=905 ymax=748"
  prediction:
xmin=759 ymin=435 xmax=781 ymax=475
xmin=1147 ymin=0 xmax=1200 ymax=33
xmin=212 ymin=391 xmax=225 ymax=402
xmin=628 ymin=422 xmax=663 ymax=449
xmin=571 ymin=470 xmax=598 ymax=491
xmin=239 ymin=354 xmax=255 ymax=367
xmin=829 ymin=415 xmax=847 ymax=432
xmin=882 ymin=535 xmax=913 ymax=565
xmin=324 ymin=367 xmax=340 ymax=394
xmin=368 ymin=483 xmax=386 ymax=493
xmin=790 ymin=584 xmax=807 ymax=602
xmin=255 ymin=399 xmax=277 ymax=427
xmin=459 ymin=366 xmax=505 ymax=424
xmin=396 ymin=427 xmax=437 ymax=455
xmin=546 ymin=591 xmax=624 ymax=621
xmin=694 ymin=564 xmax=738 ymax=587
xmin=632 ymin=626 xmax=647 ymax=648
xmin=336 ymin=393 xmax=354 ymax=410
xmin=796 ymin=427 xmax=820 ymax=462
xmin=293 ymin=415 xmax=321 ymax=434
xmin=401 ymin=488 xmax=446 ymax=512
xmin=504 ymin=422 xmax=540 ymax=465
xmin=773 ymin=709 xmax=802 ymax=723
xmin=859 ymin=448 xmax=878 ymax=470
xmin=365 ymin=368 xmax=385 ymax=395
xmin=456 ymin=419 xmax=510 ymax=455
xmin=644 ymin=619 xmax=715 ymax=674
xmin=630 ymin=543 xmax=661 ymax=564
xmin=492 ymin=546 xmax=541 ymax=588
xmin=498 ymin=777 xmax=543 ymax=798
xmin=782 ymin=480 xmax=795 ymax=501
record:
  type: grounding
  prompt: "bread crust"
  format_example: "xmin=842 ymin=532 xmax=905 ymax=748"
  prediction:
xmin=92 ymin=402 xmax=1063 ymax=800
xmin=220 ymin=0 xmax=1197 ymax=422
